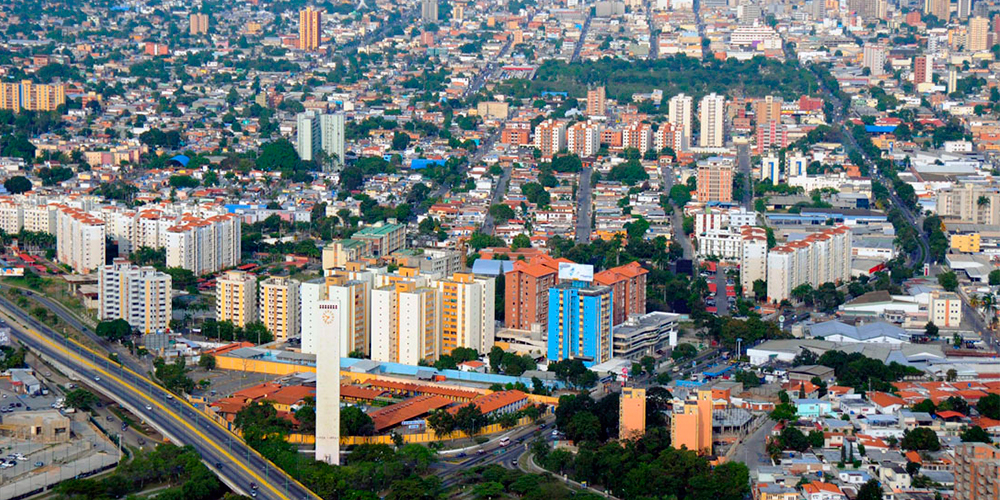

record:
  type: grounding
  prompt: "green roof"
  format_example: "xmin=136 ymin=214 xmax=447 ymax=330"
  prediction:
xmin=353 ymin=223 xmax=404 ymax=237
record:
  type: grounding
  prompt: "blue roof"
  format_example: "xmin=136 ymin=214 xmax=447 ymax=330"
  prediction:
xmin=169 ymin=155 xmax=190 ymax=167
xmin=865 ymin=125 xmax=897 ymax=133
xmin=410 ymin=159 xmax=447 ymax=170
xmin=703 ymin=364 xmax=734 ymax=377
xmin=471 ymin=259 xmax=514 ymax=277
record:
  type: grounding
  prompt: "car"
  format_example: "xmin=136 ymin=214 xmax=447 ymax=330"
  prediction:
xmin=145 ymin=405 xmax=152 ymax=411
xmin=137 ymin=438 xmax=146 ymax=446
xmin=250 ymin=482 xmax=258 ymax=490
xmin=94 ymin=376 xmax=100 ymax=382
xmin=166 ymin=394 xmax=174 ymax=400
xmin=512 ymin=460 xmax=518 ymax=466
xmin=457 ymin=452 xmax=467 ymax=458
xmin=34 ymin=461 xmax=43 ymax=467
xmin=2 ymin=394 xmax=6 ymax=398
xmin=95 ymin=401 xmax=102 ymax=408
xmin=214 ymin=461 xmax=223 ymax=469
xmin=250 ymin=491 xmax=257 ymax=498
xmin=15 ymin=402 xmax=21 ymax=407
xmin=477 ymin=449 xmax=485 ymax=455
xmin=106 ymin=415 xmax=114 ymax=422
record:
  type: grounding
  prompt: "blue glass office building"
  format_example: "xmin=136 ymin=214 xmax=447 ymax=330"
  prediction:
xmin=547 ymin=282 xmax=613 ymax=367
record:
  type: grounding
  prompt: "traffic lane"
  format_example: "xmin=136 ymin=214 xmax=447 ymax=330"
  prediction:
xmin=3 ymin=313 xmax=298 ymax=500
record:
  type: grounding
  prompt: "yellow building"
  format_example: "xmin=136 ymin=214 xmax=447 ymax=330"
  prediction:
xmin=670 ymin=389 xmax=713 ymax=455
xmin=259 ymin=277 xmax=300 ymax=341
xmin=216 ymin=270 xmax=258 ymax=328
xmin=299 ymin=7 xmax=322 ymax=51
xmin=189 ymin=13 xmax=209 ymax=35
xmin=435 ymin=273 xmax=495 ymax=356
xmin=950 ymin=233 xmax=981 ymax=253
xmin=0 ymin=81 xmax=66 ymax=112
xmin=619 ymin=387 xmax=646 ymax=440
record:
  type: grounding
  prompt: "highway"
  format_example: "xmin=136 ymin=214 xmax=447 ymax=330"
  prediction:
xmin=481 ymin=166 xmax=512 ymax=235
xmin=0 ymin=295 xmax=317 ymax=500
xmin=570 ymin=14 xmax=592 ymax=63
xmin=736 ymin=143 xmax=752 ymax=211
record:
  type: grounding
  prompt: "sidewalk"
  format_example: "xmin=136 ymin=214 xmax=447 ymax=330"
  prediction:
xmin=519 ymin=449 xmax=622 ymax=500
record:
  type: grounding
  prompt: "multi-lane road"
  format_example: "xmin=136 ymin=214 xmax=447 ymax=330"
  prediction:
xmin=0 ymin=295 xmax=317 ymax=500
xmin=575 ymin=167 xmax=594 ymax=243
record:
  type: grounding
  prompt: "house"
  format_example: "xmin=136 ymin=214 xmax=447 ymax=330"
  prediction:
xmin=793 ymin=398 xmax=832 ymax=418
xmin=898 ymin=410 xmax=934 ymax=430
xmin=756 ymin=483 xmax=799 ymax=500
xmin=802 ymin=481 xmax=846 ymax=500
xmin=869 ymin=392 xmax=905 ymax=415
xmin=837 ymin=470 xmax=872 ymax=485
xmin=878 ymin=462 xmax=911 ymax=490
xmin=840 ymin=397 xmax=878 ymax=416
xmin=859 ymin=414 xmax=903 ymax=438
xmin=457 ymin=360 xmax=487 ymax=373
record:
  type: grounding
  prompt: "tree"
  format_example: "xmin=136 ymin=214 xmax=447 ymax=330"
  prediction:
xmin=4 ymin=176 xmax=32 ymax=194
xmin=912 ymin=399 xmax=936 ymax=414
xmin=937 ymin=271 xmax=958 ymax=291
xmin=65 ymin=388 xmax=99 ymax=411
xmin=924 ymin=322 xmax=939 ymax=339
xmin=521 ymin=182 xmax=550 ymax=207
xmin=990 ymin=269 xmax=1000 ymax=286
xmin=856 ymin=479 xmax=883 ymax=500
xmin=510 ymin=233 xmax=531 ymax=250
xmin=198 ymin=354 xmax=216 ymax=370
xmin=488 ymin=204 xmax=515 ymax=223
xmin=391 ymin=131 xmax=411 ymax=150
xmin=96 ymin=319 xmax=132 ymax=341
xmin=454 ymin=404 xmax=487 ymax=436
xmin=295 ymin=404 xmax=315 ymax=433
xmin=752 ymin=279 xmax=767 ymax=301
xmin=979 ymin=393 xmax=1000 ymax=419
xmin=770 ymin=403 xmax=797 ymax=422
xmin=961 ymin=425 xmax=992 ymax=443
xmin=426 ymin=409 xmax=456 ymax=435
xmin=608 ymin=159 xmax=649 ymax=186
xmin=900 ymin=427 xmax=941 ymax=451
xmin=672 ymin=343 xmax=697 ymax=361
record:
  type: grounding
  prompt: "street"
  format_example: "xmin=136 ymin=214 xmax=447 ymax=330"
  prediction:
xmin=737 ymin=143 xmax=751 ymax=211
xmin=481 ymin=166 xmax=512 ymax=235
xmin=575 ymin=166 xmax=593 ymax=243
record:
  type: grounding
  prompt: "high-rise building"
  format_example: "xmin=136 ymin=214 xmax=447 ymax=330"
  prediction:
xmin=753 ymin=95 xmax=782 ymax=125
xmin=969 ymin=16 xmax=990 ymax=51
xmin=586 ymin=86 xmax=606 ymax=116
xmin=189 ymin=13 xmax=209 ymax=35
xmin=766 ymin=226 xmax=852 ymax=303
xmin=297 ymin=111 xmax=321 ymax=162
xmin=351 ymin=222 xmax=406 ymax=257
xmin=0 ymin=81 xmax=66 ymax=113
xmin=668 ymin=93 xmax=694 ymax=150
xmin=300 ymin=279 xmax=328 ymax=354
xmin=620 ymin=387 xmax=647 ymax=440
xmin=299 ymin=7 xmax=322 ymax=51
xmin=925 ymin=0 xmax=949 ymax=22
xmin=696 ymin=163 xmax=734 ymax=202
xmin=862 ymin=45 xmax=887 ymax=75
xmin=755 ymin=120 xmax=786 ymax=155
xmin=320 ymin=113 xmax=346 ymax=168
xmin=958 ymin=0 xmax=972 ymax=18
xmin=422 ymin=0 xmax=439 ymax=22
xmin=314 ymin=300 xmax=341 ymax=465
xmin=623 ymin=122 xmax=655 ymax=152
xmin=505 ymin=257 xmax=560 ymax=330
xmin=914 ymin=55 xmax=933 ymax=84
xmin=165 ymin=214 xmax=241 ymax=275
xmin=326 ymin=276 xmax=370 ymax=357
xmin=739 ymin=227 xmax=769 ymax=296
xmin=954 ymin=442 xmax=1000 ymax=500
xmin=787 ymin=153 xmax=809 ymax=178
xmin=948 ymin=66 xmax=958 ymax=94
xmin=534 ymin=119 xmax=567 ymax=158
xmin=56 ymin=205 xmax=106 ymax=274
xmin=671 ymin=389 xmax=714 ymax=454
xmin=216 ymin=270 xmax=258 ymax=328
xmin=699 ymin=93 xmax=726 ymax=148
xmin=259 ymin=277 xmax=300 ymax=342
xmin=760 ymin=154 xmax=781 ymax=182
xmin=567 ymin=121 xmax=601 ymax=157
xmin=547 ymin=281 xmax=614 ymax=367
xmin=99 ymin=259 xmax=172 ymax=334
xmin=594 ymin=262 xmax=648 ymax=326
xmin=435 ymin=273 xmax=495 ymax=355
xmin=371 ymin=281 xmax=439 ymax=365
xmin=654 ymin=122 xmax=684 ymax=153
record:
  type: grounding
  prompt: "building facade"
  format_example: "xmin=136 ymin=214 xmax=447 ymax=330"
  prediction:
xmin=546 ymin=282 xmax=614 ymax=367
xmin=435 ymin=272 xmax=496 ymax=355
xmin=56 ymin=206 xmax=106 ymax=274
xmin=259 ymin=277 xmax=300 ymax=342
xmin=98 ymin=259 xmax=172 ymax=334
xmin=216 ymin=270 xmax=258 ymax=328
xmin=299 ymin=7 xmax=322 ymax=51
xmin=696 ymin=163 xmax=733 ymax=202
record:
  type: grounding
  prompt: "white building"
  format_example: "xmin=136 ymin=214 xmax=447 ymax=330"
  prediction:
xmin=98 ymin=258 xmax=172 ymax=334
xmin=668 ymin=93 xmax=693 ymax=150
xmin=164 ymin=214 xmax=241 ymax=275
xmin=929 ymin=291 xmax=962 ymax=328
xmin=787 ymin=153 xmax=809 ymax=178
xmin=371 ymin=283 xmax=438 ymax=365
xmin=296 ymin=111 xmax=321 ymax=162
xmin=767 ymin=226 xmax=852 ymax=303
xmin=697 ymin=229 xmax=743 ymax=259
xmin=567 ymin=121 xmax=601 ymax=157
xmin=56 ymin=205 xmax=106 ymax=274
xmin=699 ymin=93 xmax=726 ymax=148
xmin=761 ymin=154 xmax=781 ymax=182
xmin=314 ymin=300 xmax=340 ymax=465
xmin=320 ymin=113 xmax=346 ymax=168
xmin=740 ymin=227 xmax=769 ymax=294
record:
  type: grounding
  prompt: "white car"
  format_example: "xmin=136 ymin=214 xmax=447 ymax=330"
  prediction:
xmin=145 ymin=405 xmax=152 ymax=411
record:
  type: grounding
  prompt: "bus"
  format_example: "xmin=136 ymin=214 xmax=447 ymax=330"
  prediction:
xmin=499 ymin=437 xmax=510 ymax=447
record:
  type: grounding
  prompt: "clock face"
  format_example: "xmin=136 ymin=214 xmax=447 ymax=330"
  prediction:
xmin=322 ymin=310 xmax=336 ymax=324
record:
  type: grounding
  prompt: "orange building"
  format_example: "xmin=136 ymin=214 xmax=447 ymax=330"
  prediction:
xmin=696 ymin=163 xmax=733 ymax=203
xmin=299 ymin=7 xmax=322 ymax=51
xmin=671 ymin=389 xmax=713 ymax=454
xmin=594 ymin=261 xmax=648 ymax=326
xmin=0 ymin=80 xmax=66 ymax=112
xmin=143 ymin=42 xmax=169 ymax=56
xmin=619 ymin=387 xmax=646 ymax=440
xmin=501 ymin=121 xmax=532 ymax=145
xmin=955 ymin=442 xmax=1000 ymax=500
xmin=586 ymin=86 xmax=606 ymax=116
xmin=504 ymin=257 xmax=560 ymax=330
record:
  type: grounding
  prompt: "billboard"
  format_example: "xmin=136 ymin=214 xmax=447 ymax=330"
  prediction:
xmin=0 ymin=268 xmax=24 ymax=277
xmin=558 ymin=262 xmax=594 ymax=282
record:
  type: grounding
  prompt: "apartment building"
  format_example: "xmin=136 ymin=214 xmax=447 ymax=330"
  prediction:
xmin=299 ymin=7 xmax=322 ymax=51
xmin=586 ymin=86 xmax=606 ymax=116
xmin=164 ymin=213 xmax=241 ymax=275
xmin=929 ymin=291 xmax=962 ymax=328
xmin=668 ymin=93 xmax=693 ymax=150
xmin=435 ymin=273 xmax=496 ymax=355
xmin=371 ymin=281 xmax=439 ymax=365
xmin=505 ymin=257 xmax=561 ymax=330
xmin=547 ymin=282 xmax=614 ymax=367
xmin=761 ymin=154 xmax=781 ymax=183
xmin=936 ymin=184 xmax=1000 ymax=224
xmin=351 ymin=222 xmax=406 ymax=257
xmin=654 ymin=122 xmax=684 ymax=153
xmin=767 ymin=226 xmax=852 ymax=303
xmin=259 ymin=277 xmax=300 ymax=341
xmin=696 ymin=163 xmax=733 ymax=202
xmin=534 ymin=119 xmax=567 ymax=158
xmin=955 ymin=442 xmax=1000 ymax=500
xmin=699 ymin=93 xmax=726 ymax=148
xmin=189 ymin=13 xmax=209 ymax=35
xmin=620 ymin=387 xmax=646 ymax=440
xmin=56 ymin=205 xmax=106 ymax=274
xmin=697 ymin=229 xmax=744 ymax=259
xmin=98 ymin=259 xmax=172 ymax=334
xmin=0 ymin=81 xmax=66 ymax=112
xmin=740 ymin=227 xmax=769 ymax=294
xmin=216 ymin=270 xmax=258 ymax=328
xmin=753 ymin=95 xmax=783 ymax=124
xmin=594 ymin=262 xmax=648 ymax=326
xmin=623 ymin=122 xmax=654 ymax=152
xmin=326 ymin=276 xmax=370 ymax=357
xmin=567 ymin=121 xmax=601 ymax=157
xmin=671 ymin=389 xmax=713 ymax=455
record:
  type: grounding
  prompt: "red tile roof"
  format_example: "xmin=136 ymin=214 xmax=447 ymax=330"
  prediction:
xmin=368 ymin=395 xmax=454 ymax=432
xmin=447 ymin=390 xmax=528 ymax=416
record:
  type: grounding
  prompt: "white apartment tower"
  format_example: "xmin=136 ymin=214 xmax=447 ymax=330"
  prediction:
xmin=164 ymin=214 xmax=241 ymax=275
xmin=668 ymin=93 xmax=693 ymax=150
xmin=699 ymin=93 xmax=726 ymax=148
xmin=320 ymin=113 xmax=346 ymax=169
xmin=56 ymin=205 xmax=106 ymax=274
xmin=767 ymin=226 xmax=852 ymax=303
xmin=371 ymin=282 xmax=438 ymax=365
xmin=98 ymin=259 xmax=172 ymax=334
xmin=296 ymin=111 xmax=321 ymax=162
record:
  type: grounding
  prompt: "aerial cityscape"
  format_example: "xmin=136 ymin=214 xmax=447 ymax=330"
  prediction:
xmin=0 ymin=0 xmax=999 ymax=498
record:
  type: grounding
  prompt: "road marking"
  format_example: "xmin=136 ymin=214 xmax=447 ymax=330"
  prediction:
xmin=0 ymin=306 xmax=317 ymax=500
